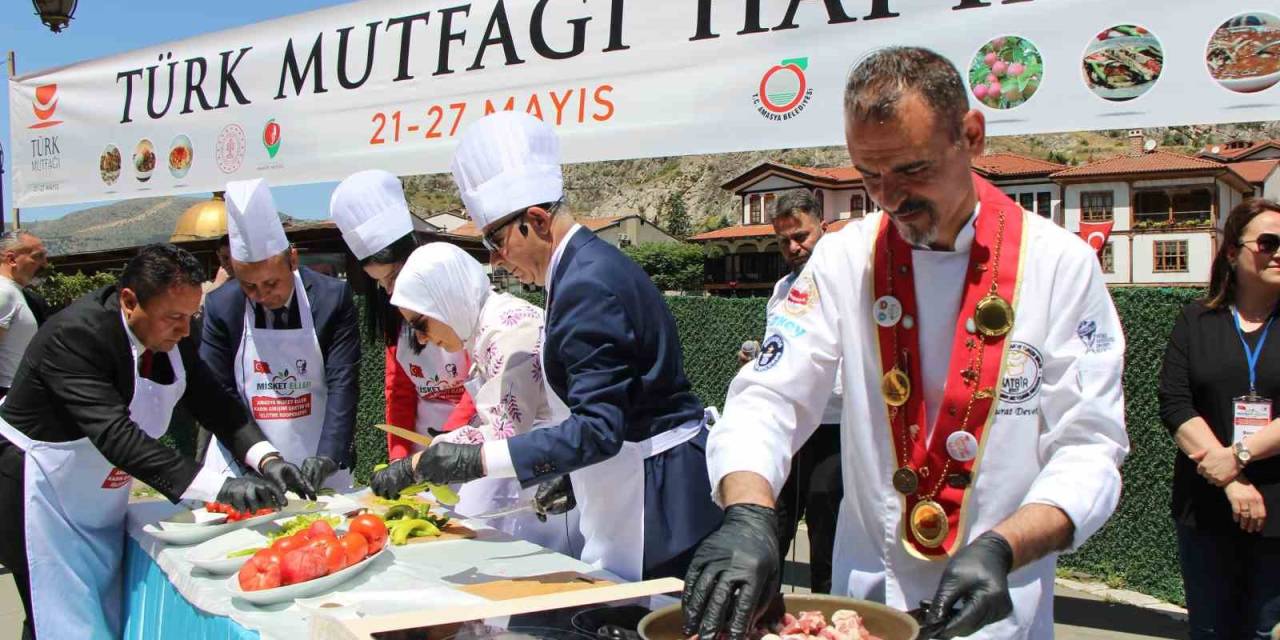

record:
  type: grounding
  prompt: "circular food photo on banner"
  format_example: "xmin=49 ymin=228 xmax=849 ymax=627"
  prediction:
xmin=133 ymin=139 xmax=156 ymax=183
xmin=1207 ymin=12 xmax=1280 ymax=94
xmin=168 ymin=134 xmax=193 ymax=179
xmin=99 ymin=144 xmax=121 ymax=186
xmin=1082 ymin=24 xmax=1164 ymax=102
xmin=968 ymin=35 xmax=1044 ymax=109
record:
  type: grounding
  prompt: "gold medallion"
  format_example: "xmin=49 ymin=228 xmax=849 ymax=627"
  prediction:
xmin=892 ymin=467 xmax=919 ymax=495
xmin=973 ymin=294 xmax=1014 ymax=338
xmin=882 ymin=367 xmax=911 ymax=407
xmin=910 ymin=500 xmax=950 ymax=548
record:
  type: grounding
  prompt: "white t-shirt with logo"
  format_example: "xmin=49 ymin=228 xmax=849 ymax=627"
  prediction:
xmin=0 ymin=277 xmax=37 ymax=387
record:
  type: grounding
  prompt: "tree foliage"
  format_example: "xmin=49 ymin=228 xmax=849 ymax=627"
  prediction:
xmin=33 ymin=271 xmax=118 ymax=311
xmin=621 ymin=242 xmax=705 ymax=292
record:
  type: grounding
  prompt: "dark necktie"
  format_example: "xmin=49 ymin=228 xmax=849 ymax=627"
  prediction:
xmin=271 ymin=307 xmax=288 ymax=329
xmin=139 ymin=350 xmax=154 ymax=379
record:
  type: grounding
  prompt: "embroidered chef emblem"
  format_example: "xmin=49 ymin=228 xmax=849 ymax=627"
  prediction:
xmin=783 ymin=273 xmax=818 ymax=317
xmin=1000 ymin=342 xmax=1043 ymax=404
xmin=755 ymin=334 xmax=786 ymax=371
xmin=1075 ymin=320 xmax=1114 ymax=353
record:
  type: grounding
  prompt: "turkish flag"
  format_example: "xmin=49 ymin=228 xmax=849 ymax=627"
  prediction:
xmin=1078 ymin=220 xmax=1114 ymax=253
xmin=410 ymin=364 xmax=424 ymax=378
xmin=253 ymin=360 xmax=271 ymax=374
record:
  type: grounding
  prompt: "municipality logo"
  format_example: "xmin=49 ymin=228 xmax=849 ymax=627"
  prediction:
xmin=263 ymin=119 xmax=282 ymax=158
xmin=30 ymin=84 xmax=63 ymax=129
xmin=754 ymin=58 xmax=813 ymax=121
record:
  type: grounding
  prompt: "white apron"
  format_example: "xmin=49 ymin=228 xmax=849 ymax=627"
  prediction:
xmin=0 ymin=318 xmax=186 ymax=639
xmin=393 ymin=330 xmax=468 ymax=450
xmin=452 ymin=363 xmax=582 ymax=555
xmin=204 ymin=272 xmax=352 ymax=490
xmin=544 ymin=351 xmax=705 ymax=582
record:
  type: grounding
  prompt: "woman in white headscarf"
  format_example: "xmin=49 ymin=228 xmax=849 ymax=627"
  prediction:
xmin=376 ymin=243 xmax=580 ymax=553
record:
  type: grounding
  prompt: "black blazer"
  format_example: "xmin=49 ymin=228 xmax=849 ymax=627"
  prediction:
xmin=1159 ymin=301 xmax=1280 ymax=536
xmin=507 ymin=228 xmax=705 ymax=486
xmin=200 ymin=267 xmax=360 ymax=467
xmin=0 ymin=285 xmax=267 ymax=502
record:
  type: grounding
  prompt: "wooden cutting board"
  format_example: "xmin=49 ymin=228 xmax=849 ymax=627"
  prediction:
xmin=456 ymin=571 xmax=614 ymax=600
xmin=402 ymin=521 xmax=476 ymax=544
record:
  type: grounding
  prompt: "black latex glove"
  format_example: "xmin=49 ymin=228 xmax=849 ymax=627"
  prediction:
xmin=926 ymin=531 xmax=1015 ymax=639
xmin=215 ymin=475 xmax=286 ymax=513
xmin=259 ymin=457 xmax=317 ymax=502
xmin=533 ymin=475 xmax=576 ymax=522
xmin=301 ymin=456 xmax=340 ymax=491
xmin=682 ymin=504 xmax=782 ymax=640
xmin=371 ymin=457 xmax=417 ymax=500
xmin=414 ymin=442 xmax=485 ymax=485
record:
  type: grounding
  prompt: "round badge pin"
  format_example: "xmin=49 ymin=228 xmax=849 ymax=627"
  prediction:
xmin=945 ymin=431 xmax=979 ymax=462
xmin=874 ymin=296 xmax=903 ymax=327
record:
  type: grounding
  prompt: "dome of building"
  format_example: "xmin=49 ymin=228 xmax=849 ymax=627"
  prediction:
xmin=171 ymin=192 xmax=227 ymax=242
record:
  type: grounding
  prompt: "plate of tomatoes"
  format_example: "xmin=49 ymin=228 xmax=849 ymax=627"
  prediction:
xmin=228 ymin=514 xmax=390 ymax=606
xmin=145 ymin=500 xmax=317 ymax=547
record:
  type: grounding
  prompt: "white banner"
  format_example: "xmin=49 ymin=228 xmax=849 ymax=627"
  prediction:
xmin=9 ymin=0 xmax=1280 ymax=207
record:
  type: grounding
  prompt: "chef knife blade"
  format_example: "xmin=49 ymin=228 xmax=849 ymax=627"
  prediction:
xmin=371 ymin=423 xmax=433 ymax=447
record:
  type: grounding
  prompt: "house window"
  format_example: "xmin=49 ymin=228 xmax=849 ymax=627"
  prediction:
xmin=850 ymin=193 xmax=866 ymax=218
xmin=1153 ymin=240 xmax=1189 ymax=273
xmin=1081 ymin=191 xmax=1114 ymax=222
xmin=1036 ymin=192 xmax=1052 ymax=219
xmin=749 ymin=195 xmax=763 ymax=225
xmin=1135 ymin=187 xmax=1213 ymax=227
xmin=1018 ymin=193 xmax=1035 ymax=212
xmin=1099 ymin=242 xmax=1115 ymax=274
xmin=763 ymin=193 xmax=777 ymax=222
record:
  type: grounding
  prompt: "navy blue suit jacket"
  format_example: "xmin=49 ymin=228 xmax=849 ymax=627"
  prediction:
xmin=508 ymin=229 xmax=704 ymax=486
xmin=199 ymin=267 xmax=360 ymax=467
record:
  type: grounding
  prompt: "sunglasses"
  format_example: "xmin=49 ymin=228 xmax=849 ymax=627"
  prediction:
xmin=481 ymin=201 xmax=563 ymax=253
xmin=1240 ymin=232 xmax=1280 ymax=255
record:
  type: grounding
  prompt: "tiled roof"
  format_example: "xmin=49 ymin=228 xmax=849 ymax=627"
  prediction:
xmin=1051 ymin=151 xmax=1228 ymax=179
xmin=1229 ymin=159 xmax=1280 ymax=184
xmin=972 ymin=153 xmax=1066 ymax=178
xmin=688 ymin=223 xmax=776 ymax=241
xmin=1199 ymin=140 xmax=1280 ymax=160
xmin=782 ymin=165 xmax=864 ymax=183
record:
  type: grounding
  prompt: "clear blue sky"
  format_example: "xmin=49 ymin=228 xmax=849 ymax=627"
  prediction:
xmin=1 ymin=0 xmax=355 ymax=222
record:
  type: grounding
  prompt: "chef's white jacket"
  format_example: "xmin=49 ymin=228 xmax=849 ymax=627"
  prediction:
xmin=709 ymin=207 xmax=1129 ymax=639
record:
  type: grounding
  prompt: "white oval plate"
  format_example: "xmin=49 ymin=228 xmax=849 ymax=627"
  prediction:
xmin=145 ymin=501 xmax=325 ymax=546
xmin=187 ymin=528 xmax=271 ymax=575
xmin=227 ymin=547 xmax=388 ymax=606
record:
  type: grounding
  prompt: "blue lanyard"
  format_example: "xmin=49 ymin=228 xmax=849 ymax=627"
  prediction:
xmin=1233 ymin=307 xmax=1275 ymax=395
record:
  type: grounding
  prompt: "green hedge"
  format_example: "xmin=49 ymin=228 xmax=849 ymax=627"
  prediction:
xmin=321 ymin=287 xmax=1203 ymax=604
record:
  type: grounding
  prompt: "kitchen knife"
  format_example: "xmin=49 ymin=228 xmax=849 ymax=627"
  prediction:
xmin=371 ymin=423 xmax=433 ymax=447
xmin=471 ymin=502 xmax=538 ymax=520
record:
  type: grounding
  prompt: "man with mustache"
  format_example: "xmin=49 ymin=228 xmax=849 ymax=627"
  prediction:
xmin=685 ymin=47 xmax=1130 ymax=639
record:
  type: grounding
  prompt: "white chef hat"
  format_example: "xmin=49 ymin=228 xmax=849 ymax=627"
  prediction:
xmin=389 ymin=243 xmax=491 ymax=343
xmin=329 ymin=170 xmax=416 ymax=260
xmin=450 ymin=111 xmax=563 ymax=231
xmin=225 ymin=178 xmax=289 ymax=263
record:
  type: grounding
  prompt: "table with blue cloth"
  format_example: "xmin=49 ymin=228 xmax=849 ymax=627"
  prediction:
xmin=123 ymin=496 xmax=607 ymax=640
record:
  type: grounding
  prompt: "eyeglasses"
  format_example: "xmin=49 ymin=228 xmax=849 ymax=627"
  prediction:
xmin=1240 ymin=232 xmax=1280 ymax=255
xmin=481 ymin=201 xmax=563 ymax=253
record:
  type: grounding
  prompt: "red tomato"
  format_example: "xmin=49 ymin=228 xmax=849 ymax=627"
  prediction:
xmin=348 ymin=515 xmax=388 ymax=551
xmin=339 ymin=532 xmax=369 ymax=564
xmin=307 ymin=520 xmax=338 ymax=541
xmin=309 ymin=536 xmax=347 ymax=573
xmin=254 ymin=508 xmax=275 ymax=517
xmin=272 ymin=534 xmax=308 ymax=555
xmin=237 ymin=549 xmax=283 ymax=592
xmin=204 ymin=502 xmax=219 ymax=513
xmin=280 ymin=547 xmax=328 ymax=585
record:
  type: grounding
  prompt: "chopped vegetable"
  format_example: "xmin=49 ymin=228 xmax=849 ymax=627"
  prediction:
xmin=388 ymin=518 xmax=441 ymax=545
xmin=384 ymin=504 xmax=418 ymax=521
xmin=268 ymin=514 xmax=342 ymax=542
xmin=226 ymin=546 xmax=264 ymax=559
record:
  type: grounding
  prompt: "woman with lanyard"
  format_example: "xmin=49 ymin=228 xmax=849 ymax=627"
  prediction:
xmin=1160 ymin=198 xmax=1280 ymax=639
xmin=329 ymin=171 xmax=475 ymax=460
xmin=372 ymin=242 xmax=580 ymax=554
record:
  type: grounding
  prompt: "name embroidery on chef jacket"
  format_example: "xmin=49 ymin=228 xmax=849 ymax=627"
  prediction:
xmin=999 ymin=341 xmax=1043 ymax=404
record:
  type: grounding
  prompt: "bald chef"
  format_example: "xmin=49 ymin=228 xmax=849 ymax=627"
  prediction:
xmin=684 ymin=47 xmax=1130 ymax=640
xmin=0 ymin=244 xmax=315 ymax=639
xmin=200 ymin=179 xmax=361 ymax=490
xmin=372 ymin=112 xmax=723 ymax=582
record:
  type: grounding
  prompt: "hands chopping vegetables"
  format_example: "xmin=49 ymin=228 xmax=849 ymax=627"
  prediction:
xmin=259 ymin=456 xmax=317 ymax=501
xmin=370 ymin=443 xmax=483 ymax=499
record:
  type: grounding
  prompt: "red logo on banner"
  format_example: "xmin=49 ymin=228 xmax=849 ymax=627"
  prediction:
xmin=101 ymin=467 xmax=131 ymax=489
xmin=30 ymin=84 xmax=63 ymax=129
xmin=409 ymin=364 xmax=424 ymax=378
xmin=251 ymin=393 xmax=313 ymax=420
xmin=254 ymin=360 xmax=271 ymax=374
xmin=1079 ymin=220 xmax=1115 ymax=253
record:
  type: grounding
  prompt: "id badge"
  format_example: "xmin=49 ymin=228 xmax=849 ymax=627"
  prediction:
xmin=1233 ymin=395 xmax=1273 ymax=443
